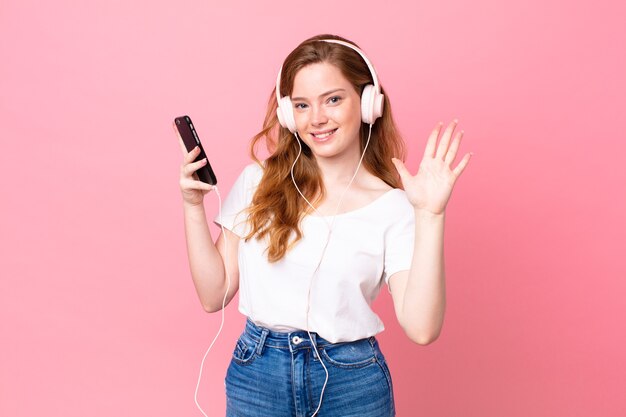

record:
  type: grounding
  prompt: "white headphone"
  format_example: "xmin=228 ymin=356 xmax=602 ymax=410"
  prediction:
xmin=275 ymin=38 xmax=385 ymax=132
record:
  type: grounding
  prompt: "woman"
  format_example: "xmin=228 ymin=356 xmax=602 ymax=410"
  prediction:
xmin=176 ymin=34 xmax=471 ymax=417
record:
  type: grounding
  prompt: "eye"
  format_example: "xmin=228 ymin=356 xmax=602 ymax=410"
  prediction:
xmin=328 ymin=96 xmax=342 ymax=104
xmin=294 ymin=103 xmax=308 ymax=110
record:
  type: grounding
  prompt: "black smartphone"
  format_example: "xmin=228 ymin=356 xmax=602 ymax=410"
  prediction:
xmin=174 ymin=115 xmax=218 ymax=185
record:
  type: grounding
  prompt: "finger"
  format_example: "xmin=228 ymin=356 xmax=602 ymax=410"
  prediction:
xmin=435 ymin=119 xmax=458 ymax=160
xmin=178 ymin=135 xmax=201 ymax=164
xmin=184 ymin=144 xmax=202 ymax=164
xmin=444 ymin=130 xmax=463 ymax=166
xmin=181 ymin=177 xmax=213 ymax=192
xmin=183 ymin=157 xmax=207 ymax=177
xmin=391 ymin=157 xmax=412 ymax=183
xmin=423 ymin=122 xmax=443 ymax=160
xmin=452 ymin=153 xmax=472 ymax=177
xmin=190 ymin=179 xmax=214 ymax=192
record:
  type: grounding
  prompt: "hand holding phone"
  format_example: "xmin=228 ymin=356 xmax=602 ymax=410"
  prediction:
xmin=174 ymin=115 xmax=218 ymax=185
xmin=173 ymin=115 xmax=217 ymax=206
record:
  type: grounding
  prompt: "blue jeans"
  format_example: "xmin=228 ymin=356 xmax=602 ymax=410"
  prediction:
xmin=224 ymin=318 xmax=395 ymax=417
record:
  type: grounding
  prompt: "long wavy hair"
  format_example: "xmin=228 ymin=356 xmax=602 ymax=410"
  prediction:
xmin=243 ymin=34 xmax=407 ymax=262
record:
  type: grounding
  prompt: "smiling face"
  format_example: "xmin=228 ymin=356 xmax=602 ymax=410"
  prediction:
xmin=290 ymin=62 xmax=362 ymax=162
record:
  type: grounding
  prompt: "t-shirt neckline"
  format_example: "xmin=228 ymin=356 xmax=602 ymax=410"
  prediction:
xmin=305 ymin=188 xmax=401 ymax=219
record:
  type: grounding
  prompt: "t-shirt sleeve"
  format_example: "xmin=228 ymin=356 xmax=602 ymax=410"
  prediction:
xmin=382 ymin=196 xmax=415 ymax=287
xmin=212 ymin=163 xmax=262 ymax=238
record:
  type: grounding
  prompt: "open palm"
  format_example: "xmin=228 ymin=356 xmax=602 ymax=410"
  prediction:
xmin=392 ymin=119 xmax=472 ymax=215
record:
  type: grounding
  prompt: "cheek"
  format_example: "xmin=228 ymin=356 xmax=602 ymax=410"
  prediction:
xmin=347 ymin=98 xmax=363 ymax=123
xmin=337 ymin=107 xmax=361 ymax=131
xmin=293 ymin=111 xmax=307 ymax=129
xmin=330 ymin=104 xmax=360 ymax=124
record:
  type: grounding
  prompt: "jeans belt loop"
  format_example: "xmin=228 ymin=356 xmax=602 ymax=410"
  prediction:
xmin=256 ymin=328 xmax=269 ymax=356
xmin=305 ymin=332 xmax=315 ymax=360
xmin=311 ymin=332 xmax=321 ymax=350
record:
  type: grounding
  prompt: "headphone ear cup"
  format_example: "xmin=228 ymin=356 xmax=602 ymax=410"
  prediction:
xmin=276 ymin=101 xmax=287 ymax=129
xmin=373 ymin=90 xmax=384 ymax=123
xmin=360 ymin=84 xmax=374 ymax=124
xmin=360 ymin=84 xmax=384 ymax=125
xmin=277 ymin=96 xmax=297 ymax=133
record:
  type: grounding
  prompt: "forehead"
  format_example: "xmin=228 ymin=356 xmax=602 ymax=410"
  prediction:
xmin=291 ymin=62 xmax=354 ymax=98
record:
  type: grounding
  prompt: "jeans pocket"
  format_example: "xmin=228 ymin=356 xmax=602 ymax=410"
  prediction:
xmin=231 ymin=334 xmax=259 ymax=366
xmin=319 ymin=338 xmax=377 ymax=369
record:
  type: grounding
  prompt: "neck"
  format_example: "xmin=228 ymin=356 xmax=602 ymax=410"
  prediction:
xmin=316 ymin=149 xmax=366 ymax=190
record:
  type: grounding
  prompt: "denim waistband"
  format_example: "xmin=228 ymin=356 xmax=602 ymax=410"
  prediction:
xmin=242 ymin=317 xmax=345 ymax=351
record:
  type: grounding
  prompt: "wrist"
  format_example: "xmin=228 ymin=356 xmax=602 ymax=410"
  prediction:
xmin=183 ymin=201 xmax=205 ymax=212
xmin=414 ymin=208 xmax=445 ymax=220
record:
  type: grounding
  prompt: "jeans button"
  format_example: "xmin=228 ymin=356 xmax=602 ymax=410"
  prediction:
xmin=292 ymin=336 xmax=302 ymax=345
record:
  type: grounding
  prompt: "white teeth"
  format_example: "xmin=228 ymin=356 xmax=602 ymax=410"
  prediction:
xmin=312 ymin=129 xmax=336 ymax=139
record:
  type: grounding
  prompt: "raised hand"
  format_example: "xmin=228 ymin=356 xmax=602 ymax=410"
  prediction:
xmin=391 ymin=119 xmax=472 ymax=216
xmin=173 ymin=122 xmax=213 ymax=207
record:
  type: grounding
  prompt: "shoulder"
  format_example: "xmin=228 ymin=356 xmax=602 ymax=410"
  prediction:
xmin=236 ymin=161 xmax=264 ymax=187
xmin=379 ymin=190 xmax=415 ymax=241
xmin=384 ymin=188 xmax=415 ymax=214
xmin=241 ymin=161 xmax=264 ymax=177
xmin=363 ymin=174 xmax=412 ymax=210
xmin=224 ymin=162 xmax=265 ymax=202
xmin=361 ymin=187 xmax=414 ymax=234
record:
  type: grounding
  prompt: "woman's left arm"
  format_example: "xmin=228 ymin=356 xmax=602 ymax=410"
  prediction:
xmin=389 ymin=119 xmax=472 ymax=345
xmin=387 ymin=211 xmax=445 ymax=345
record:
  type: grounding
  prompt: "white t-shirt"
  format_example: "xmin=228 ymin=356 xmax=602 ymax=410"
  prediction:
xmin=213 ymin=162 xmax=415 ymax=343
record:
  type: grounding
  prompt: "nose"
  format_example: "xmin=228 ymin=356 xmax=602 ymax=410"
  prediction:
xmin=310 ymin=104 xmax=328 ymax=127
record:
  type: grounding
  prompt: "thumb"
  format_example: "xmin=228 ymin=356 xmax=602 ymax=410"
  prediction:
xmin=391 ymin=157 xmax=412 ymax=183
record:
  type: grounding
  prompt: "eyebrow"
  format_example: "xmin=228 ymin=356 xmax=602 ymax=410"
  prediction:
xmin=291 ymin=88 xmax=346 ymax=102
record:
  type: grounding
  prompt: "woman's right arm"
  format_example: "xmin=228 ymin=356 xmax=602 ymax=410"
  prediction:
xmin=175 ymin=123 xmax=240 ymax=312
xmin=182 ymin=203 xmax=240 ymax=313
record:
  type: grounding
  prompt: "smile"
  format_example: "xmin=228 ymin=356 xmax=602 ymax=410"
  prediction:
xmin=311 ymin=128 xmax=338 ymax=142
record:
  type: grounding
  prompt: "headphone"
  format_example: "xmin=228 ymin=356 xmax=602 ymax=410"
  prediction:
xmin=275 ymin=38 xmax=385 ymax=132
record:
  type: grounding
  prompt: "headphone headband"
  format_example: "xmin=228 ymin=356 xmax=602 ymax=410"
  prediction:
xmin=275 ymin=39 xmax=381 ymax=104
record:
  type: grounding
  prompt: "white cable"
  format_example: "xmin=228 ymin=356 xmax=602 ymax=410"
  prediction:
xmin=194 ymin=186 xmax=230 ymax=417
xmin=291 ymin=124 xmax=374 ymax=416
xmin=192 ymin=124 xmax=373 ymax=416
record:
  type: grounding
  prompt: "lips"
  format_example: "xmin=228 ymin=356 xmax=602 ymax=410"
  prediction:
xmin=310 ymin=128 xmax=338 ymax=142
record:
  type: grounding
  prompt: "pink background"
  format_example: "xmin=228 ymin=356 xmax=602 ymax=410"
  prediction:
xmin=1 ymin=0 xmax=625 ymax=416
